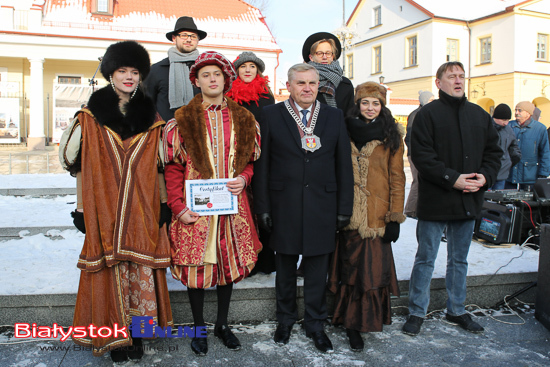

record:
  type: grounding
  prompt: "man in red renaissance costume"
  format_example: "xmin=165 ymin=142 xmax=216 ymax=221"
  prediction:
xmin=163 ymin=51 xmax=261 ymax=356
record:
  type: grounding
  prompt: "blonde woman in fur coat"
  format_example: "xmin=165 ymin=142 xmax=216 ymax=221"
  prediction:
xmin=328 ymin=82 xmax=406 ymax=351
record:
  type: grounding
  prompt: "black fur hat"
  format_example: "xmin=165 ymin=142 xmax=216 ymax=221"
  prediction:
xmin=100 ymin=41 xmax=151 ymax=80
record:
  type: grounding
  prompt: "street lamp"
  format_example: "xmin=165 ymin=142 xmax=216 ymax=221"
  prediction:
xmin=379 ymin=75 xmax=385 ymax=84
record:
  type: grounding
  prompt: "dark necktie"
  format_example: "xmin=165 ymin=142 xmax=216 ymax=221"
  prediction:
xmin=301 ymin=110 xmax=309 ymax=127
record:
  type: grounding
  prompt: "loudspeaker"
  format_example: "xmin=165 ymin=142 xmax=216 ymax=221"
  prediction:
xmin=534 ymin=178 xmax=550 ymax=199
xmin=535 ymin=224 xmax=550 ymax=331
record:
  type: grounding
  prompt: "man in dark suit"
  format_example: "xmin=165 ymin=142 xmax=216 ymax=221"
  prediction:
xmin=253 ymin=63 xmax=354 ymax=353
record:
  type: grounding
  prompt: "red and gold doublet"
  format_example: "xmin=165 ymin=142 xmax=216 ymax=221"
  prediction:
xmin=164 ymin=94 xmax=262 ymax=289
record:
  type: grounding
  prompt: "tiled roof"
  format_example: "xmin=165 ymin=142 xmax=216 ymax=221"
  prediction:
xmin=407 ymin=0 xmax=527 ymax=21
xmin=116 ymin=0 xmax=259 ymax=20
xmin=45 ymin=0 xmax=262 ymax=22
xmin=42 ymin=0 xmax=279 ymax=51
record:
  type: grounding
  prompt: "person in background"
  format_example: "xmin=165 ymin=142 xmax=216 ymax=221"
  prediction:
xmin=226 ymin=51 xmax=276 ymax=276
xmin=404 ymin=90 xmax=434 ymax=218
xmin=59 ymin=41 xmax=173 ymax=363
xmin=163 ymin=51 xmax=261 ymax=356
xmin=328 ymin=82 xmax=405 ymax=352
xmin=145 ymin=16 xmax=206 ymax=121
xmin=296 ymin=32 xmax=355 ymax=277
xmin=491 ymin=104 xmax=521 ymax=190
xmin=403 ymin=61 xmax=501 ymax=337
xmin=506 ymin=101 xmax=550 ymax=191
xmin=303 ymin=32 xmax=354 ymax=114
xmin=533 ymin=107 xmax=541 ymax=122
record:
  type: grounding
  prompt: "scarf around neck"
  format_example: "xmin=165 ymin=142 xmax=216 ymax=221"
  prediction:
xmin=168 ymin=47 xmax=199 ymax=109
xmin=226 ymin=75 xmax=270 ymax=106
xmin=308 ymin=61 xmax=343 ymax=108
xmin=346 ymin=117 xmax=385 ymax=151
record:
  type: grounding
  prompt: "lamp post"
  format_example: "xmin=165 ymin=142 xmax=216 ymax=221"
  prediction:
xmin=334 ymin=0 xmax=358 ymax=77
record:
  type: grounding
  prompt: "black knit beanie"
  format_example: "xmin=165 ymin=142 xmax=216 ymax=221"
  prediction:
xmin=493 ymin=104 xmax=512 ymax=120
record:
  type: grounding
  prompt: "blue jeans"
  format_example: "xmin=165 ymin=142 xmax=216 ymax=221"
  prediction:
xmin=408 ymin=219 xmax=475 ymax=317
xmin=491 ymin=180 xmax=505 ymax=190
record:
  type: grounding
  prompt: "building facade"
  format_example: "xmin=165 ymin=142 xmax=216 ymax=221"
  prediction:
xmin=0 ymin=0 xmax=281 ymax=149
xmin=345 ymin=0 xmax=550 ymax=126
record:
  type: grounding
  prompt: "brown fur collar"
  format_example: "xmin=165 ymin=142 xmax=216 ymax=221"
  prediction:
xmin=174 ymin=94 xmax=257 ymax=179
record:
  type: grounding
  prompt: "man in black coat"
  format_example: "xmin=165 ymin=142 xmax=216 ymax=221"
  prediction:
xmin=144 ymin=16 xmax=204 ymax=122
xmin=402 ymin=62 xmax=501 ymax=337
xmin=303 ymin=32 xmax=354 ymax=115
xmin=253 ymin=63 xmax=354 ymax=353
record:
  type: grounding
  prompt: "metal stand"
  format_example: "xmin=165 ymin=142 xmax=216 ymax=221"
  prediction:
xmin=492 ymin=281 xmax=537 ymax=309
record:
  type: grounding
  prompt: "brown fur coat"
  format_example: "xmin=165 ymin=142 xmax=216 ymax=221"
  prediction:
xmin=345 ymin=127 xmax=407 ymax=239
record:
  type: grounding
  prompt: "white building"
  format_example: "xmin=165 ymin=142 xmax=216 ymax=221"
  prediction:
xmin=0 ymin=0 xmax=281 ymax=149
xmin=345 ymin=0 xmax=550 ymax=125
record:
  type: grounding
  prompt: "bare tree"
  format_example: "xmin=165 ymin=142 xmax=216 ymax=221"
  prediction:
xmin=245 ymin=0 xmax=271 ymax=14
xmin=245 ymin=0 xmax=276 ymax=38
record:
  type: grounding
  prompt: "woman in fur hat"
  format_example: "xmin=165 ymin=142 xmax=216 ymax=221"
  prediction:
xmin=163 ymin=51 xmax=262 ymax=356
xmin=226 ymin=51 xmax=275 ymax=276
xmin=59 ymin=40 xmax=173 ymax=363
xmin=328 ymin=81 xmax=406 ymax=351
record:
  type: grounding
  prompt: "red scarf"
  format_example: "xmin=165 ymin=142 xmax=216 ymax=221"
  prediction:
xmin=226 ymin=75 xmax=270 ymax=106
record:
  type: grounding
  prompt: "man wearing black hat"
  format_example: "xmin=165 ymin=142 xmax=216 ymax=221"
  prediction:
xmin=491 ymin=104 xmax=521 ymax=190
xmin=145 ymin=16 xmax=207 ymax=121
xmin=302 ymin=32 xmax=354 ymax=114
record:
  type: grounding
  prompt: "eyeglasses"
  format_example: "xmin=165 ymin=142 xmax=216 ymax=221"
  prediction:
xmin=176 ymin=33 xmax=198 ymax=40
xmin=315 ymin=51 xmax=333 ymax=57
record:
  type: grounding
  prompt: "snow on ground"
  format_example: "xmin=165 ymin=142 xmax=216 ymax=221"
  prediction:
xmin=0 ymin=173 xmax=75 ymax=189
xmin=0 ymin=195 xmax=75 ymax=227
xmin=0 ymin=173 xmax=540 ymax=296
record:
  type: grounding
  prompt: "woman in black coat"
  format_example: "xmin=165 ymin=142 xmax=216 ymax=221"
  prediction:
xmin=227 ymin=51 xmax=276 ymax=275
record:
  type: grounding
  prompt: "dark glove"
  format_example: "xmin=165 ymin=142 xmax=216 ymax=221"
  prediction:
xmin=336 ymin=215 xmax=351 ymax=230
xmin=257 ymin=213 xmax=273 ymax=233
xmin=71 ymin=210 xmax=86 ymax=234
xmin=382 ymin=222 xmax=400 ymax=243
xmin=159 ymin=202 xmax=172 ymax=228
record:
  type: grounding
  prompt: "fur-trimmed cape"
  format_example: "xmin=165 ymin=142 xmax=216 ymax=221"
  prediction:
xmin=86 ymin=85 xmax=157 ymax=140
xmin=174 ymin=94 xmax=257 ymax=178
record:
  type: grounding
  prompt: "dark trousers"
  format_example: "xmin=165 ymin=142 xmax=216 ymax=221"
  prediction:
xmin=275 ymin=252 xmax=330 ymax=333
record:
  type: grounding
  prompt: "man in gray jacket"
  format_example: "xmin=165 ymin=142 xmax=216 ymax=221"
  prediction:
xmin=491 ymin=104 xmax=521 ymax=190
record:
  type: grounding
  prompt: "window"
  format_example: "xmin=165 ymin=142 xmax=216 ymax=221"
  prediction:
xmin=58 ymin=76 xmax=82 ymax=85
xmin=538 ymin=33 xmax=548 ymax=60
xmin=14 ymin=10 xmax=28 ymax=30
xmin=347 ymin=54 xmax=354 ymax=79
xmin=97 ymin=0 xmax=108 ymax=12
xmin=92 ymin=0 xmax=113 ymax=15
xmin=407 ymin=36 xmax=417 ymax=67
xmin=373 ymin=46 xmax=382 ymax=74
xmin=373 ymin=6 xmax=382 ymax=26
xmin=480 ymin=36 xmax=492 ymax=64
xmin=446 ymin=39 xmax=459 ymax=62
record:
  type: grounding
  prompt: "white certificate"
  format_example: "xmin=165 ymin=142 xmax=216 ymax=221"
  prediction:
xmin=185 ymin=179 xmax=239 ymax=216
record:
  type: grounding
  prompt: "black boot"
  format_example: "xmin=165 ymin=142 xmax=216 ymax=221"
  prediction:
xmin=110 ymin=347 xmax=128 ymax=363
xmin=127 ymin=337 xmax=144 ymax=360
xmin=346 ymin=329 xmax=364 ymax=352
xmin=214 ymin=324 xmax=241 ymax=350
xmin=191 ymin=336 xmax=208 ymax=356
